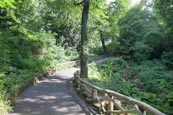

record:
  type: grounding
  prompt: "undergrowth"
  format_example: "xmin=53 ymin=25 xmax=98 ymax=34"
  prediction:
xmin=0 ymin=30 xmax=79 ymax=114
xmin=88 ymin=57 xmax=173 ymax=115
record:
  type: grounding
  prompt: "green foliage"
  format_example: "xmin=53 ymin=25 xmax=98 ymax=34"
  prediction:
xmin=0 ymin=74 xmax=12 ymax=114
xmin=161 ymin=51 xmax=173 ymax=69
xmin=40 ymin=0 xmax=81 ymax=50
xmin=88 ymin=58 xmax=173 ymax=114
xmin=154 ymin=0 xmax=173 ymax=60
xmin=107 ymin=0 xmax=130 ymax=37
xmin=114 ymin=4 xmax=167 ymax=61
xmin=91 ymin=1 xmax=173 ymax=114
xmin=154 ymin=0 xmax=173 ymax=28
xmin=0 ymin=0 xmax=15 ymax=9
xmin=88 ymin=0 xmax=173 ymax=114
xmin=0 ymin=0 xmax=80 ymax=111
xmin=0 ymin=0 xmax=173 ymax=114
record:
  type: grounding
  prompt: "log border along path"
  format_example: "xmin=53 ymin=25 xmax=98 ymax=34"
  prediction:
xmin=9 ymin=67 xmax=94 ymax=115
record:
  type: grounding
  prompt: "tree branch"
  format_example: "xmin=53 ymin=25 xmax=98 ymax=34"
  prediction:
xmin=74 ymin=0 xmax=84 ymax=5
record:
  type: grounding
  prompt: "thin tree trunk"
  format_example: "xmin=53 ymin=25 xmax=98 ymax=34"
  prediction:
xmin=100 ymin=30 xmax=108 ymax=56
xmin=80 ymin=0 xmax=90 ymax=78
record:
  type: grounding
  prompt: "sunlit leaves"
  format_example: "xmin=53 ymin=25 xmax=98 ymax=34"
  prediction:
xmin=0 ymin=0 xmax=15 ymax=9
xmin=107 ymin=0 xmax=130 ymax=37
xmin=154 ymin=0 xmax=173 ymax=27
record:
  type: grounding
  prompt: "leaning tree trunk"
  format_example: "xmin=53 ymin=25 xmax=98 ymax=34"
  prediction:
xmin=80 ymin=0 xmax=90 ymax=78
xmin=100 ymin=30 xmax=108 ymax=56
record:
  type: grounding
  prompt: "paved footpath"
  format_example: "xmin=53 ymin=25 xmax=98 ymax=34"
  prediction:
xmin=9 ymin=67 xmax=91 ymax=115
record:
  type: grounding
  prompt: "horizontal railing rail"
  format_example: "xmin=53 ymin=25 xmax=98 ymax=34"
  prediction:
xmin=73 ymin=72 xmax=166 ymax=115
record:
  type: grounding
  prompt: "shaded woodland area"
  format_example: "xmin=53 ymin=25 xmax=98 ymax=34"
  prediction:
xmin=0 ymin=0 xmax=173 ymax=114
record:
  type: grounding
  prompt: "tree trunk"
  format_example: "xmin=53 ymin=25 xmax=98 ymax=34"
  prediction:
xmin=100 ymin=30 xmax=108 ymax=56
xmin=80 ymin=0 xmax=90 ymax=78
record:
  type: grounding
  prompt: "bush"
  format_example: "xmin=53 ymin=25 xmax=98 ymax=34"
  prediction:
xmin=88 ymin=58 xmax=173 ymax=114
xmin=161 ymin=51 xmax=173 ymax=69
xmin=0 ymin=73 xmax=12 ymax=115
xmin=0 ymin=29 xmax=79 ymax=113
xmin=133 ymin=41 xmax=153 ymax=62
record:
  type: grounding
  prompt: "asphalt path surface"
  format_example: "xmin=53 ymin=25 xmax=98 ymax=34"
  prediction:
xmin=9 ymin=68 xmax=90 ymax=115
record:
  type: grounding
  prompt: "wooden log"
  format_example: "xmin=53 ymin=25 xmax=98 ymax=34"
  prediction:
xmin=33 ymin=76 xmax=39 ymax=84
xmin=74 ymin=72 xmax=166 ymax=115
xmin=107 ymin=96 xmax=114 ymax=115
xmin=96 ymin=96 xmax=106 ymax=112
xmin=101 ymin=95 xmax=112 ymax=101
xmin=76 ymin=88 xmax=80 ymax=91
xmin=92 ymin=88 xmax=97 ymax=101
xmin=84 ymin=90 xmax=92 ymax=98
xmin=143 ymin=110 xmax=147 ymax=115
xmin=134 ymin=104 xmax=144 ymax=115
xmin=76 ymin=79 xmax=81 ymax=89
xmin=86 ymin=97 xmax=92 ymax=102
xmin=112 ymin=99 xmax=124 ymax=111
xmin=106 ymin=109 xmax=136 ymax=114
xmin=79 ymin=84 xmax=83 ymax=94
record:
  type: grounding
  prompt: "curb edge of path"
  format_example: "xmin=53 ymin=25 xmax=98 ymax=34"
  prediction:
xmin=67 ymin=78 xmax=98 ymax=115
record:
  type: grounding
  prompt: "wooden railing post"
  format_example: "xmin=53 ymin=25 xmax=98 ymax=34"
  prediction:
xmin=79 ymin=84 xmax=84 ymax=95
xmin=92 ymin=88 xmax=97 ymax=101
xmin=75 ymin=77 xmax=81 ymax=92
xmin=134 ymin=104 xmax=143 ymax=115
xmin=107 ymin=96 xmax=114 ymax=115
xmin=74 ymin=72 xmax=166 ymax=115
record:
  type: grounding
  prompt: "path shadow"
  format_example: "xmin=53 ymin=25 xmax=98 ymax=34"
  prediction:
xmin=10 ymin=75 xmax=86 ymax=115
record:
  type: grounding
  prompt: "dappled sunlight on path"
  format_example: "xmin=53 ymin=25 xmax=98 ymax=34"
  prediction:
xmin=9 ymin=67 xmax=88 ymax=115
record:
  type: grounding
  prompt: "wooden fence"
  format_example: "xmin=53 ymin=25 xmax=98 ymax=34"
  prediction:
xmin=73 ymin=72 xmax=166 ymax=115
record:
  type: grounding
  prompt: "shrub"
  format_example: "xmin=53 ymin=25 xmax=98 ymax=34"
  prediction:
xmin=161 ymin=51 xmax=173 ymax=69
xmin=0 ymin=73 xmax=12 ymax=114
xmin=88 ymin=58 xmax=173 ymax=114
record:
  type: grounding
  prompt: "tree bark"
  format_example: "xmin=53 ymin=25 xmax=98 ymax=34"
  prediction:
xmin=80 ymin=0 xmax=90 ymax=78
xmin=100 ymin=30 xmax=108 ymax=56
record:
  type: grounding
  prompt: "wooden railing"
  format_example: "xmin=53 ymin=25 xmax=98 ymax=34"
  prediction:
xmin=73 ymin=72 xmax=166 ymax=115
